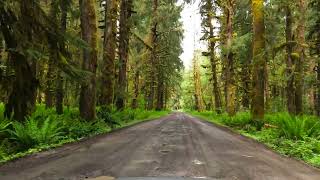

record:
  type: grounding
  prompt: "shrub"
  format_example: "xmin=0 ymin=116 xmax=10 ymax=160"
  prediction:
xmin=97 ymin=106 xmax=120 ymax=129
xmin=222 ymin=112 xmax=251 ymax=128
xmin=67 ymin=119 xmax=109 ymax=139
xmin=9 ymin=116 xmax=65 ymax=150
xmin=276 ymin=114 xmax=320 ymax=140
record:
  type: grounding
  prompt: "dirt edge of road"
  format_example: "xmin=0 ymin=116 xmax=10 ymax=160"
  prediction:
xmin=189 ymin=113 xmax=320 ymax=171
xmin=0 ymin=113 xmax=172 ymax=167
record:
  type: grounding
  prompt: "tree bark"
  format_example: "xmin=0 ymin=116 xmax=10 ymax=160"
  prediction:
xmin=294 ymin=0 xmax=306 ymax=115
xmin=1 ymin=1 xmax=38 ymax=121
xmin=317 ymin=55 xmax=320 ymax=116
xmin=79 ymin=0 xmax=98 ymax=120
xmin=131 ymin=69 xmax=140 ymax=109
xmin=224 ymin=0 xmax=236 ymax=116
xmin=285 ymin=6 xmax=295 ymax=115
xmin=45 ymin=1 xmax=58 ymax=108
xmin=55 ymin=0 xmax=68 ymax=115
xmin=252 ymin=0 xmax=266 ymax=126
xmin=147 ymin=0 xmax=158 ymax=110
xmin=101 ymin=0 xmax=118 ymax=106
xmin=116 ymin=0 xmax=133 ymax=110
xmin=193 ymin=54 xmax=204 ymax=112
xmin=207 ymin=0 xmax=222 ymax=114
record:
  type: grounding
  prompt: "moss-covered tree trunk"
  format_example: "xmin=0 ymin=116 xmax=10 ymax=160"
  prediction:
xmin=116 ymin=0 xmax=133 ymax=110
xmin=224 ymin=0 xmax=236 ymax=116
xmin=147 ymin=0 xmax=158 ymax=110
xmin=45 ymin=1 xmax=58 ymax=109
xmin=294 ymin=0 xmax=306 ymax=115
xmin=131 ymin=69 xmax=139 ymax=109
xmin=55 ymin=0 xmax=68 ymax=115
xmin=156 ymin=80 xmax=164 ymax=111
xmin=317 ymin=55 xmax=320 ymax=116
xmin=101 ymin=0 xmax=118 ymax=106
xmin=251 ymin=0 xmax=266 ymax=125
xmin=1 ymin=1 xmax=38 ymax=121
xmin=285 ymin=5 xmax=295 ymax=114
xmin=207 ymin=0 xmax=222 ymax=114
xmin=79 ymin=0 xmax=98 ymax=120
xmin=193 ymin=54 xmax=204 ymax=112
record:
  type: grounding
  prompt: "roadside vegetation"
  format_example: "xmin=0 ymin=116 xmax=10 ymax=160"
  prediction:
xmin=190 ymin=111 xmax=320 ymax=167
xmin=0 ymin=104 xmax=169 ymax=163
xmin=0 ymin=0 xmax=179 ymax=164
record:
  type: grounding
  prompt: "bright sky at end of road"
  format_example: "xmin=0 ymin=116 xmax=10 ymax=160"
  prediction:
xmin=179 ymin=0 xmax=206 ymax=69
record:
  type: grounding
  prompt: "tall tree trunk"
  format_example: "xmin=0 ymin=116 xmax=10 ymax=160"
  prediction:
xmin=224 ymin=1 xmax=236 ymax=116
xmin=193 ymin=54 xmax=204 ymax=112
xmin=79 ymin=0 xmax=98 ymax=120
xmin=1 ymin=1 xmax=38 ymax=121
xmin=285 ymin=6 xmax=295 ymax=114
xmin=116 ymin=0 xmax=133 ymax=110
xmin=294 ymin=0 xmax=306 ymax=115
xmin=241 ymin=56 xmax=251 ymax=109
xmin=252 ymin=0 xmax=266 ymax=127
xmin=56 ymin=0 xmax=68 ymax=114
xmin=207 ymin=0 xmax=222 ymax=114
xmin=156 ymin=80 xmax=164 ymax=111
xmin=317 ymin=55 xmax=320 ymax=116
xmin=101 ymin=0 xmax=118 ymax=106
xmin=45 ymin=1 xmax=58 ymax=108
xmin=131 ymin=69 xmax=139 ymax=109
xmin=45 ymin=57 xmax=56 ymax=108
xmin=147 ymin=0 xmax=158 ymax=110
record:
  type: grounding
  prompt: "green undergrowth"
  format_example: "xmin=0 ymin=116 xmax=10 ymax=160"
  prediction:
xmin=190 ymin=111 xmax=320 ymax=167
xmin=0 ymin=104 xmax=169 ymax=163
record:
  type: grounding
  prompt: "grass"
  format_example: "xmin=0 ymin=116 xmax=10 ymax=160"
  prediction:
xmin=0 ymin=104 xmax=170 ymax=163
xmin=189 ymin=111 xmax=320 ymax=167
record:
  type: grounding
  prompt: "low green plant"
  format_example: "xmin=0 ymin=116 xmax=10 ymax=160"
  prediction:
xmin=97 ymin=106 xmax=120 ymax=129
xmin=9 ymin=116 xmax=65 ymax=150
xmin=275 ymin=113 xmax=320 ymax=140
xmin=222 ymin=112 xmax=252 ymax=128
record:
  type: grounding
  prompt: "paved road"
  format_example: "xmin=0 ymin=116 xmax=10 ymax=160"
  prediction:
xmin=1 ymin=112 xmax=320 ymax=180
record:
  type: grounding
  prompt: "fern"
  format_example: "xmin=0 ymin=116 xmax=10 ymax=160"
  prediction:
xmin=9 ymin=116 xmax=65 ymax=150
xmin=276 ymin=114 xmax=320 ymax=140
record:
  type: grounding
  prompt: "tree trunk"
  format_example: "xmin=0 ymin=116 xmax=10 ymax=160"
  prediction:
xmin=207 ymin=0 xmax=222 ymax=114
xmin=101 ymin=0 xmax=118 ymax=106
xmin=79 ymin=0 xmax=98 ymax=120
xmin=156 ymin=80 xmax=164 ymax=111
xmin=45 ymin=1 xmax=58 ymax=108
xmin=193 ymin=54 xmax=204 ymax=112
xmin=131 ymin=69 xmax=139 ymax=109
xmin=317 ymin=55 xmax=320 ymax=116
xmin=116 ymin=0 xmax=133 ymax=110
xmin=45 ymin=57 xmax=56 ymax=108
xmin=294 ymin=0 xmax=306 ymax=115
xmin=224 ymin=1 xmax=236 ymax=116
xmin=1 ymin=1 xmax=38 ymax=121
xmin=251 ymin=0 xmax=266 ymax=126
xmin=55 ymin=0 xmax=68 ymax=114
xmin=147 ymin=0 xmax=158 ymax=110
xmin=285 ymin=6 xmax=296 ymax=115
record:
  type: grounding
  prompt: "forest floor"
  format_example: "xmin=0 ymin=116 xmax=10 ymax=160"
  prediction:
xmin=1 ymin=112 xmax=320 ymax=180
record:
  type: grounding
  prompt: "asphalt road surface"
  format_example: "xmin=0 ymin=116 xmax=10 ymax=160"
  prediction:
xmin=1 ymin=112 xmax=320 ymax=180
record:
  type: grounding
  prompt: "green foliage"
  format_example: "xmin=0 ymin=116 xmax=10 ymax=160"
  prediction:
xmin=0 ymin=105 xmax=169 ymax=163
xmin=274 ymin=113 xmax=320 ymax=140
xmin=9 ymin=116 xmax=64 ymax=150
xmin=191 ymin=111 xmax=320 ymax=167
xmin=96 ymin=106 xmax=120 ymax=129
xmin=191 ymin=111 xmax=252 ymax=128
xmin=222 ymin=112 xmax=252 ymax=128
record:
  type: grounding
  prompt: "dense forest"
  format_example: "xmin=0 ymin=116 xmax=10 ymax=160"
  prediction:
xmin=183 ymin=0 xmax=320 ymax=119
xmin=0 ymin=0 xmax=320 ymax=169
